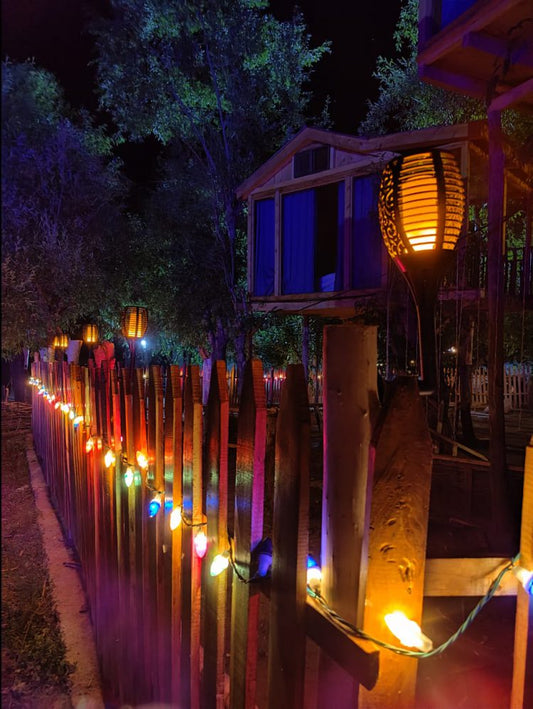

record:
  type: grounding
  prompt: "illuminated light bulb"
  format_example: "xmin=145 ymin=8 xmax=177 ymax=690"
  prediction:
xmin=210 ymin=553 xmax=230 ymax=577
xmin=124 ymin=467 xmax=134 ymax=488
xmin=38 ymin=387 xmax=46 ymax=396
xmin=54 ymin=401 xmax=61 ymax=410
xmin=306 ymin=556 xmax=322 ymax=591
xmin=104 ymin=449 xmax=116 ymax=468
xmin=96 ymin=438 xmax=103 ymax=451
xmin=136 ymin=451 xmax=149 ymax=469
xmin=513 ymin=566 xmax=533 ymax=595
xmin=73 ymin=415 xmax=83 ymax=427
xmin=148 ymin=494 xmax=162 ymax=518
xmin=170 ymin=506 xmax=182 ymax=531
xmin=61 ymin=403 xmax=70 ymax=414
xmin=384 ymin=611 xmax=433 ymax=652
xmin=85 ymin=437 xmax=94 ymax=453
xmin=69 ymin=409 xmax=75 ymax=420
xmin=194 ymin=531 xmax=208 ymax=559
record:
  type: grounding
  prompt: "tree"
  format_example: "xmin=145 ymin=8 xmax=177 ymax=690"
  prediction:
xmin=90 ymin=0 xmax=329 ymax=370
xmin=1 ymin=61 xmax=127 ymax=358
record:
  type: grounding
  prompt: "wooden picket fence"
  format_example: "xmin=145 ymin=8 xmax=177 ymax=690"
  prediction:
xmin=30 ymin=359 xmax=378 ymax=708
xmin=443 ymin=363 xmax=532 ymax=410
xmin=30 ymin=355 xmax=532 ymax=708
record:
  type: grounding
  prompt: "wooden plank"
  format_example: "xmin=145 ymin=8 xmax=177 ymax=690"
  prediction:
xmin=182 ymin=365 xmax=203 ymax=709
xmin=229 ymin=360 xmax=267 ymax=709
xmin=319 ymin=324 xmax=379 ymax=706
xmin=359 ymin=376 xmax=433 ymax=709
xmin=305 ymin=598 xmax=379 ymax=690
xmin=267 ymin=364 xmax=310 ymax=709
xmin=203 ymin=361 xmax=230 ymax=709
xmin=511 ymin=436 xmax=533 ymax=708
xmin=424 ymin=557 xmax=519 ymax=596
xmin=166 ymin=366 xmax=184 ymax=707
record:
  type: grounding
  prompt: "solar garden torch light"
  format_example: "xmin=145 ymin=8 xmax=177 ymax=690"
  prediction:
xmin=82 ymin=323 xmax=99 ymax=362
xmin=121 ymin=306 xmax=148 ymax=379
xmin=378 ymin=150 xmax=466 ymax=395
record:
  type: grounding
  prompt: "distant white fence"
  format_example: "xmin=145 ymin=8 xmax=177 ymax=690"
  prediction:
xmin=444 ymin=363 xmax=533 ymax=410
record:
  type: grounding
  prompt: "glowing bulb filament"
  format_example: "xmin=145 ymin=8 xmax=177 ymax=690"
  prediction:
xmin=210 ymin=553 xmax=230 ymax=577
xmin=384 ymin=611 xmax=433 ymax=652
xmin=170 ymin=506 xmax=182 ymax=531
xmin=194 ymin=531 xmax=208 ymax=559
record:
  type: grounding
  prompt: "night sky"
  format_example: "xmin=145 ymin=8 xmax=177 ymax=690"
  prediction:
xmin=2 ymin=0 xmax=402 ymax=133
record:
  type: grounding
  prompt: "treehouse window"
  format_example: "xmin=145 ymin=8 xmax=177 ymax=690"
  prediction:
xmin=281 ymin=182 xmax=343 ymax=294
xmin=254 ymin=198 xmax=275 ymax=296
xmin=352 ymin=174 xmax=383 ymax=289
xmin=293 ymin=146 xmax=330 ymax=178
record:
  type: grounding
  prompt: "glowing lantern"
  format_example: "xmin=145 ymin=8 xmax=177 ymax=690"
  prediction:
xmin=384 ymin=610 xmax=433 ymax=652
xmin=82 ymin=324 xmax=99 ymax=345
xmin=52 ymin=332 xmax=69 ymax=349
xmin=122 ymin=306 xmax=148 ymax=339
xmin=378 ymin=150 xmax=465 ymax=394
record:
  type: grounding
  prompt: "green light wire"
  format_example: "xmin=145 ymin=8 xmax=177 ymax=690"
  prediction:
xmin=307 ymin=554 xmax=520 ymax=658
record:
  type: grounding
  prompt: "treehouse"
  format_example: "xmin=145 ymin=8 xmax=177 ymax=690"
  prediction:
xmin=238 ymin=122 xmax=532 ymax=319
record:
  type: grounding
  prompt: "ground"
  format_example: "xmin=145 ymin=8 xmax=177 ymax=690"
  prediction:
xmin=1 ymin=402 xmax=74 ymax=708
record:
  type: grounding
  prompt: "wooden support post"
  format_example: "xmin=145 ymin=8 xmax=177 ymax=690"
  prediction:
xmin=204 ymin=361 xmax=230 ymax=709
xmin=318 ymin=323 xmax=379 ymax=707
xmin=267 ymin=364 xmax=310 ymax=709
xmin=359 ymin=376 xmax=433 ymax=709
xmin=511 ymin=436 xmax=533 ymax=708
xmin=229 ymin=360 xmax=267 ymax=709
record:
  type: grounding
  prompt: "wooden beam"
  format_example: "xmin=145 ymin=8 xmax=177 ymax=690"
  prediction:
xmin=418 ymin=63 xmax=487 ymax=98
xmin=424 ymin=557 xmax=518 ymax=596
xmin=305 ymin=598 xmax=379 ymax=690
xmin=463 ymin=31 xmax=533 ymax=67
xmin=489 ymin=78 xmax=533 ymax=113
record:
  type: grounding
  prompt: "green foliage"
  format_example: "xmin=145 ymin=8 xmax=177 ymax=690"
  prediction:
xmin=1 ymin=61 xmax=127 ymax=358
xmin=91 ymin=0 xmax=330 ymax=359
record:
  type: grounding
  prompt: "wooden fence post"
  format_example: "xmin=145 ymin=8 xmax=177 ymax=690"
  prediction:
xmin=359 ymin=376 xmax=433 ymax=708
xmin=318 ymin=323 xmax=379 ymax=706
xmin=229 ymin=359 xmax=267 ymax=709
xmin=203 ymin=360 xmax=230 ymax=708
xmin=166 ymin=365 xmax=184 ymax=707
xmin=267 ymin=363 xmax=310 ymax=709
xmin=511 ymin=435 xmax=533 ymax=708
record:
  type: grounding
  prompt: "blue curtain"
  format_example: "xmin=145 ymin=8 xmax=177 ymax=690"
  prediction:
xmin=254 ymin=198 xmax=275 ymax=296
xmin=352 ymin=175 xmax=383 ymax=289
xmin=282 ymin=190 xmax=315 ymax=294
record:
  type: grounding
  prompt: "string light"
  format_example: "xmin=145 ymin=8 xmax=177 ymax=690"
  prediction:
xmin=306 ymin=556 xmax=322 ymax=592
xmin=170 ymin=506 xmax=182 ymax=530
xmin=85 ymin=437 xmax=95 ymax=453
xmin=148 ymin=493 xmax=162 ymax=517
xmin=136 ymin=451 xmax=149 ymax=469
xmin=124 ymin=467 xmax=134 ymax=488
xmin=513 ymin=564 xmax=533 ymax=595
xmin=73 ymin=415 xmax=83 ymax=427
xmin=384 ymin=611 xmax=433 ymax=652
xmin=210 ymin=552 xmax=230 ymax=577
xmin=194 ymin=531 xmax=208 ymax=559
xmin=104 ymin=449 xmax=116 ymax=468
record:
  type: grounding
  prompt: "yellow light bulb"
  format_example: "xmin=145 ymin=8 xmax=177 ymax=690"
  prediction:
xmin=384 ymin=611 xmax=433 ymax=652
xmin=210 ymin=553 xmax=230 ymax=577
xmin=170 ymin=506 xmax=182 ymax=531
xmin=136 ymin=451 xmax=149 ymax=469
xmin=104 ymin=450 xmax=116 ymax=468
